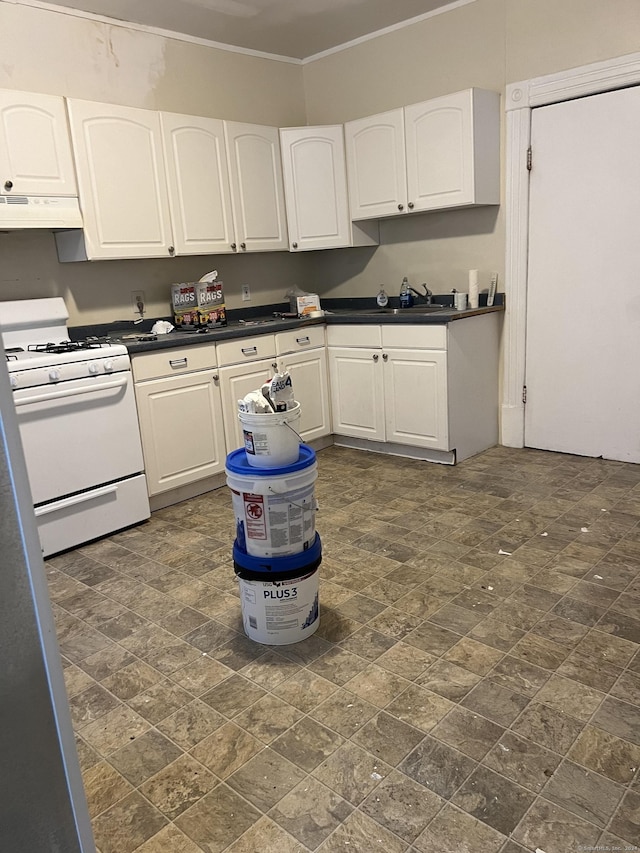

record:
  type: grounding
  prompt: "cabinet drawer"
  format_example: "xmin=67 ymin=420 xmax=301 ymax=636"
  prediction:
xmin=217 ymin=334 xmax=276 ymax=366
xmin=382 ymin=325 xmax=447 ymax=350
xmin=326 ymin=325 xmax=382 ymax=348
xmin=276 ymin=326 xmax=325 ymax=355
xmin=132 ymin=345 xmax=217 ymax=381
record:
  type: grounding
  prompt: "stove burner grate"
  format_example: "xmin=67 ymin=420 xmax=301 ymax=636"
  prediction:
xmin=28 ymin=340 xmax=108 ymax=355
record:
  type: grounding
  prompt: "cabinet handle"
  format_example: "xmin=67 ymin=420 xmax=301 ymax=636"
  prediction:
xmin=212 ymin=373 xmax=219 ymax=381
xmin=291 ymin=242 xmax=298 ymax=250
xmin=272 ymin=362 xmax=278 ymax=370
xmin=169 ymin=357 xmax=188 ymax=368
xmin=296 ymin=336 xmax=310 ymax=345
xmin=4 ymin=179 xmax=13 ymax=191
xmin=382 ymin=353 xmax=388 ymax=361
xmin=407 ymin=202 xmax=415 ymax=210
xmin=241 ymin=346 xmax=257 ymax=356
xmin=373 ymin=353 xmax=379 ymax=362
xmin=240 ymin=242 xmax=246 ymax=250
xmin=397 ymin=203 xmax=403 ymax=211
xmin=168 ymin=245 xmax=175 ymax=255
xmin=231 ymin=242 xmax=237 ymax=250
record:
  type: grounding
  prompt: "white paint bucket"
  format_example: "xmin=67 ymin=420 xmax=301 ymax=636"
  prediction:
xmin=226 ymin=445 xmax=317 ymax=558
xmin=233 ymin=534 xmax=321 ymax=645
xmin=239 ymin=402 xmax=301 ymax=468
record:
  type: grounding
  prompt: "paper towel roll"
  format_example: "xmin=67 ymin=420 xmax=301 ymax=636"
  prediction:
xmin=468 ymin=269 xmax=479 ymax=309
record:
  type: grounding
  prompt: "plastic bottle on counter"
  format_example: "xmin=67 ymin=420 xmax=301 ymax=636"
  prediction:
xmin=399 ymin=277 xmax=413 ymax=309
xmin=376 ymin=286 xmax=389 ymax=307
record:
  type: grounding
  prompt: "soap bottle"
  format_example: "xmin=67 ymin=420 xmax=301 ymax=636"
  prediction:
xmin=399 ymin=277 xmax=413 ymax=309
xmin=376 ymin=286 xmax=389 ymax=308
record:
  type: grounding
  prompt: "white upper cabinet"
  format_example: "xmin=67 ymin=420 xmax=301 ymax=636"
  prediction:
xmin=224 ymin=121 xmax=288 ymax=253
xmin=0 ymin=89 xmax=77 ymax=196
xmin=160 ymin=112 xmax=235 ymax=256
xmin=405 ymin=88 xmax=499 ymax=211
xmin=344 ymin=88 xmax=500 ymax=220
xmin=345 ymin=108 xmax=407 ymax=220
xmin=62 ymin=100 xmax=174 ymax=260
xmin=280 ymin=125 xmax=378 ymax=251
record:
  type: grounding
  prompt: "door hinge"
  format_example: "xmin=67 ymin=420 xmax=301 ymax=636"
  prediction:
xmin=526 ymin=146 xmax=532 ymax=171
xmin=522 ymin=385 xmax=527 ymax=404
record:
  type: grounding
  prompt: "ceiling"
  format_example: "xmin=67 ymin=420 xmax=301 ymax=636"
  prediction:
xmin=44 ymin=0 xmax=459 ymax=60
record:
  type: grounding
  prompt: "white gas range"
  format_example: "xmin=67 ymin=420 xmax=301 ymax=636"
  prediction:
xmin=0 ymin=297 xmax=150 ymax=557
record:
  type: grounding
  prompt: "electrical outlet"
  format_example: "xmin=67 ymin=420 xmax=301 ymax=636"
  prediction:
xmin=241 ymin=284 xmax=251 ymax=302
xmin=132 ymin=290 xmax=145 ymax=317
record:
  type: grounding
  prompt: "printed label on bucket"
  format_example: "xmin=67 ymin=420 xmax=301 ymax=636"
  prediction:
xmin=231 ymin=484 xmax=316 ymax=556
xmin=239 ymin=570 xmax=319 ymax=645
xmin=242 ymin=493 xmax=267 ymax=540
xmin=243 ymin=428 xmax=272 ymax=456
xmin=243 ymin=430 xmax=256 ymax=455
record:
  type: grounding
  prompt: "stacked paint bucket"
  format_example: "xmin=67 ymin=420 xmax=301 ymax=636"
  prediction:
xmin=225 ymin=373 xmax=321 ymax=645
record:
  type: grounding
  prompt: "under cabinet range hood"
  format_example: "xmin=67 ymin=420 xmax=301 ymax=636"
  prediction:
xmin=0 ymin=195 xmax=83 ymax=229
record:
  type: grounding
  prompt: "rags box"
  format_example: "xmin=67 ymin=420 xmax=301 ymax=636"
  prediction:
xmin=171 ymin=283 xmax=199 ymax=329
xmin=196 ymin=280 xmax=227 ymax=328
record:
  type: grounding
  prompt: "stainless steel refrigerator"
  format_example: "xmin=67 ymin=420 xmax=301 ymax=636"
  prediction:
xmin=0 ymin=337 xmax=95 ymax=852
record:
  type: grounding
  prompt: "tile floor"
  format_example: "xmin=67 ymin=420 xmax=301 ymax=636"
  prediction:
xmin=47 ymin=444 xmax=640 ymax=853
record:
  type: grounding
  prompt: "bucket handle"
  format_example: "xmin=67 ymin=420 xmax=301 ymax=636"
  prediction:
xmin=283 ymin=420 xmax=303 ymax=443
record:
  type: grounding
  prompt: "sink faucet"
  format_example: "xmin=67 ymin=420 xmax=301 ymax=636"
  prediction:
xmin=408 ymin=283 xmax=433 ymax=305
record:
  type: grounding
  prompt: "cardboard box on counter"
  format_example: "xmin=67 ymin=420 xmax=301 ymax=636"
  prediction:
xmin=171 ymin=283 xmax=199 ymax=329
xmin=296 ymin=294 xmax=321 ymax=317
xmin=196 ymin=280 xmax=227 ymax=328
xmin=171 ymin=280 xmax=227 ymax=328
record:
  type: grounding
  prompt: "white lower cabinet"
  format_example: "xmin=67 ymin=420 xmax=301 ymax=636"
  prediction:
xmin=132 ymin=346 xmax=226 ymax=496
xmin=383 ymin=345 xmax=448 ymax=449
xmin=217 ymin=335 xmax=278 ymax=455
xmin=328 ymin=325 xmax=448 ymax=449
xmin=328 ymin=317 xmax=499 ymax=461
xmin=276 ymin=327 xmax=331 ymax=443
xmin=327 ymin=342 xmax=385 ymax=441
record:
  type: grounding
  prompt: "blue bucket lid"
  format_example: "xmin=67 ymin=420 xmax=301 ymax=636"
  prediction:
xmin=233 ymin=533 xmax=321 ymax=574
xmin=226 ymin=443 xmax=316 ymax=477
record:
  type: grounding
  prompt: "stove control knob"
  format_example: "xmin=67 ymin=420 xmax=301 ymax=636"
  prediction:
xmin=49 ymin=368 xmax=61 ymax=382
xmin=10 ymin=374 xmax=17 ymax=389
xmin=88 ymin=362 xmax=99 ymax=375
xmin=104 ymin=360 xmax=114 ymax=373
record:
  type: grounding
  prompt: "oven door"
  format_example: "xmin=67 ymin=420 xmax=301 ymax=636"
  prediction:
xmin=13 ymin=371 xmax=145 ymax=506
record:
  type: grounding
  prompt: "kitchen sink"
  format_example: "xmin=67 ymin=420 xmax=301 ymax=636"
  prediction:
xmin=362 ymin=305 xmax=447 ymax=315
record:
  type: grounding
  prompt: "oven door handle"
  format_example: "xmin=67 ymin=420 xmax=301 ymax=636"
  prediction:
xmin=14 ymin=375 xmax=129 ymax=407
xmin=34 ymin=484 xmax=118 ymax=517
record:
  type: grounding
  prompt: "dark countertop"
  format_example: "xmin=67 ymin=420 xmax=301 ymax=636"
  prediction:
xmin=71 ymin=296 xmax=504 ymax=355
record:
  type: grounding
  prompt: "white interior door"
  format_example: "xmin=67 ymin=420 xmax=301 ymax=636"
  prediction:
xmin=525 ymin=86 xmax=640 ymax=463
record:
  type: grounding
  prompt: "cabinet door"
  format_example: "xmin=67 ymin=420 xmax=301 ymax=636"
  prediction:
xmin=405 ymin=89 xmax=499 ymax=211
xmin=224 ymin=121 xmax=288 ymax=252
xmin=66 ymin=99 xmax=174 ymax=259
xmin=0 ymin=90 xmax=77 ymax=196
xmin=218 ymin=357 xmax=278 ymax=454
xmin=279 ymin=125 xmax=351 ymax=251
xmin=279 ymin=348 xmax=331 ymax=442
xmin=161 ymin=112 xmax=235 ymax=256
xmin=344 ymin=108 xmax=407 ymax=220
xmin=328 ymin=347 xmax=384 ymax=440
xmin=383 ymin=348 xmax=448 ymax=449
xmin=135 ymin=369 xmax=225 ymax=496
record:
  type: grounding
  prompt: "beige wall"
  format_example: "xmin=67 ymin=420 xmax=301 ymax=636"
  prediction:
xmin=2 ymin=0 xmax=640 ymax=324
xmin=0 ymin=2 xmax=307 ymax=326
xmin=302 ymin=0 xmax=640 ymax=302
